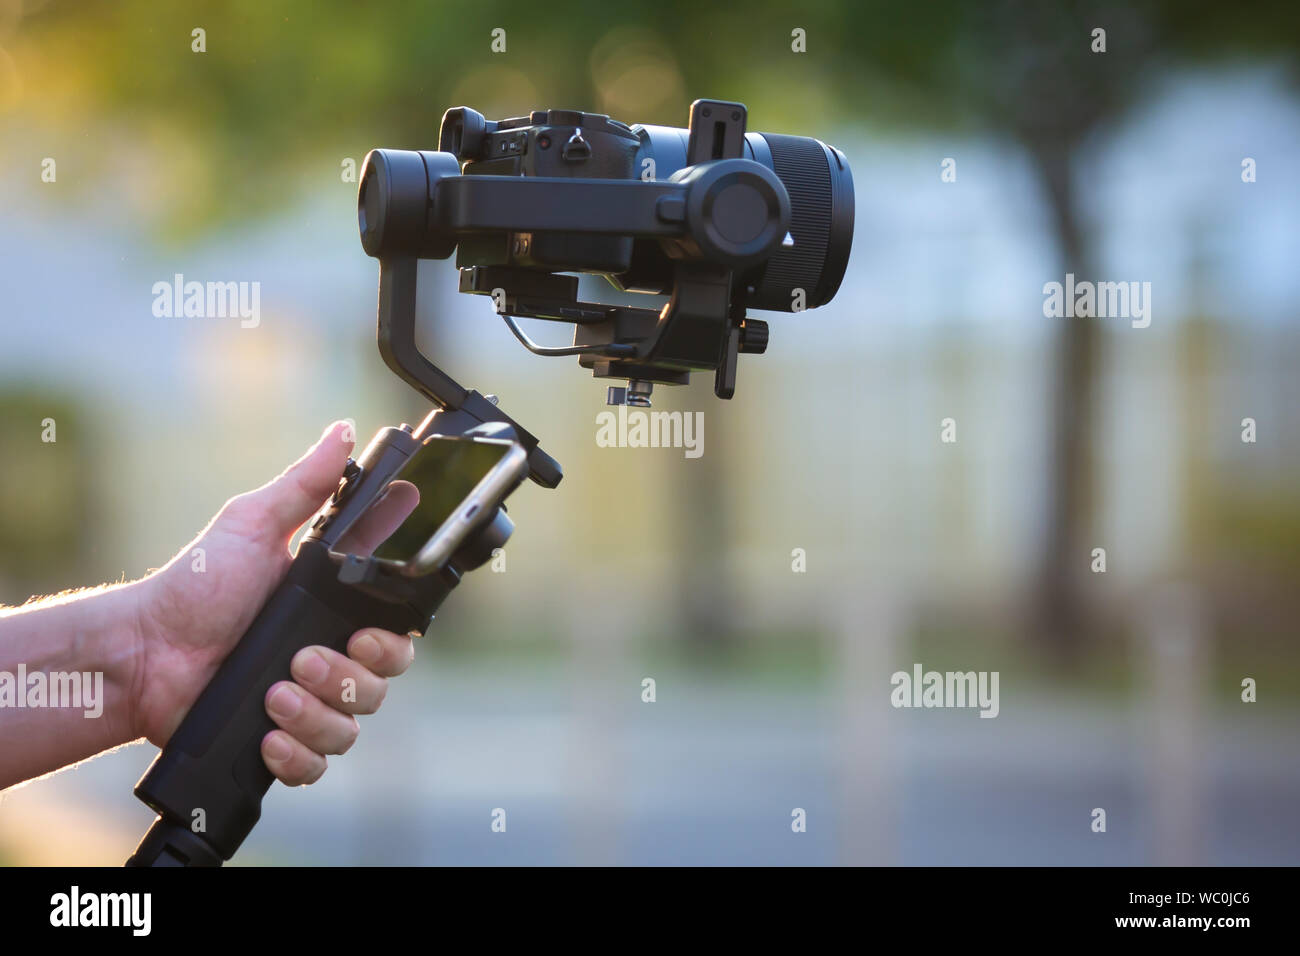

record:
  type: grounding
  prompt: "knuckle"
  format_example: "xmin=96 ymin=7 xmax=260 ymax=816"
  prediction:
xmin=218 ymin=491 xmax=262 ymax=530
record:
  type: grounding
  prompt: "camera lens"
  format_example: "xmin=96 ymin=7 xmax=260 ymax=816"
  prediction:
xmin=743 ymin=133 xmax=854 ymax=312
xmin=633 ymin=125 xmax=854 ymax=312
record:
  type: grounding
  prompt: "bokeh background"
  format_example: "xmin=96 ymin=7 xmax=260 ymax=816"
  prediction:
xmin=1 ymin=0 xmax=1297 ymax=864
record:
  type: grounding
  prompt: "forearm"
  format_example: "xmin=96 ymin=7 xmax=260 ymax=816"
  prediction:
xmin=0 ymin=580 xmax=146 ymax=789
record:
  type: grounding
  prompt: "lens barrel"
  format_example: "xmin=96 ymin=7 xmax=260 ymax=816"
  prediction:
xmin=634 ymin=124 xmax=854 ymax=312
xmin=744 ymin=133 xmax=854 ymax=312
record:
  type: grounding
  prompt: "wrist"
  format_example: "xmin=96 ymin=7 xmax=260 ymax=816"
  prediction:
xmin=100 ymin=577 xmax=154 ymax=743
xmin=28 ymin=577 xmax=155 ymax=748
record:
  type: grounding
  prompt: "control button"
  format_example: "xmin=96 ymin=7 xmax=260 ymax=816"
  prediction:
xmin=331 ymin=458 xmax=362 ymax=504
xmin=562 ymin=130 xmax=590 ymax=162
xmin=656 ymin=195 xmax=686 ymax=223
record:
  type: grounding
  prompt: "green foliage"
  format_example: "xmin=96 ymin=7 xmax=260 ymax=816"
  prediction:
xmin=10 ymin=0 xmax=1292 ymax=233
xmin=0 ymin=392 xmax=90 ymax=592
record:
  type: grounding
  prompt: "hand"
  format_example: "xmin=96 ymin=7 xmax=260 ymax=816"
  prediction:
xmin=130 ymin=421 xmax=420 ymax=786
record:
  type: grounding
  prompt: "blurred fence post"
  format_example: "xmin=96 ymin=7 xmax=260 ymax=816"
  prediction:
xmin=832 ymin=579 xmax=904 ymax=865
xmin=566 ymin=578 xmax=624 ymax=865
xmin=1137 ymin=583 xmax=1209 ymax=865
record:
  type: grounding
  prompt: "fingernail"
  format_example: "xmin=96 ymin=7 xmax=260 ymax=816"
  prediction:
xmin=351 ymin=632 xmax=382 ymax=664
xmin=268 ymin=684 xmax=304 ymax=719
xmin=292 ymin=648 xmax=331 ymax=685
xmin=320 ymin=420 xmax=357 ymax=445
xmin=264 ymin=733 xmax=293 ymax=762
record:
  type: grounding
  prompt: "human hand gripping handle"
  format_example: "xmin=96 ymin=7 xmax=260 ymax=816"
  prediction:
xmin=127 ymin=423 xmax=448 ymax=866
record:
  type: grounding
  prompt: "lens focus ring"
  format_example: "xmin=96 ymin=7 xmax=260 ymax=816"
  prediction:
xmin=748 ymin=133 xmax=854 ymax=312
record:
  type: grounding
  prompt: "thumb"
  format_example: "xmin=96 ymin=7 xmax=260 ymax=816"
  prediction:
xmin=245 ymin=421 xmax=356 ymax=539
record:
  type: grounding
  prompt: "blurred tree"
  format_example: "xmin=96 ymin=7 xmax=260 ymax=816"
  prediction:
xmin=820 ymin=0 xmax=1300 ymax=657
xmin=0 ymin=392 xmax=93 ymax=601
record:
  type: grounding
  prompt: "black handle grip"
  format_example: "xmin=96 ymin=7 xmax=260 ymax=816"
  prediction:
xmin=128 ymin=540 xmax=451 ymax=865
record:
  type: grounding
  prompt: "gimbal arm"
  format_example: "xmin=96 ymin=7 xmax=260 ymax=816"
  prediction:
xmin=435 ymin=176 xmax=686 ymax=237
xmin=375 ymin=255 xmax=562 ymax=489
xmin=398 ymin=158 xmax=791 ymax=273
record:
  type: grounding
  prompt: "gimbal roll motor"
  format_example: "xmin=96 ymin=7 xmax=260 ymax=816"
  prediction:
xmin=358 ymin=99 xmax=854 ymax=406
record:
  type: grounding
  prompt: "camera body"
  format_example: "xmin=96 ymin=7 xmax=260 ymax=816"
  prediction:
xmin=440 ymin=106 xmax=854 ymax=313
xmin=447 ymin=109 xmax=642 ymax=277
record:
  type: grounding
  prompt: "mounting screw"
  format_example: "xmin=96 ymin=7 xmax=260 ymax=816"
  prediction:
xmin=606 ymin=380 xmax=654 ymax=407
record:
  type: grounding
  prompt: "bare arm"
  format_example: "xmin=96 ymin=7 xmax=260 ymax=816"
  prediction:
xmin=0 ymin=422 xmax=416 ymax=792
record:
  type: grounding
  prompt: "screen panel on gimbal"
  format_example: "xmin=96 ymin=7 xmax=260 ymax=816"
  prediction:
xmin=370 ymin=437 xmax=511 ymax=563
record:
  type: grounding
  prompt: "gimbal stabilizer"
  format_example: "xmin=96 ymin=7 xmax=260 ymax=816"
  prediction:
xmin=126 ymin=99 xmax=851 ymax=866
